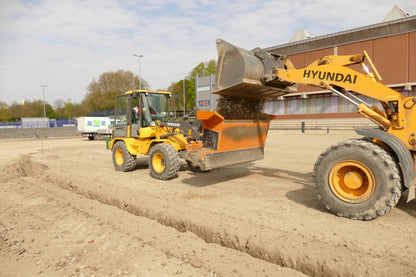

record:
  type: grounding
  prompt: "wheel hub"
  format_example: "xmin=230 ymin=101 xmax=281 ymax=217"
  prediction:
xmin=152 ymin=153 xmax=165 ymax=173
xmin=115 ymin=148 xmax=124 ymax=165
xmin=343 ymin=171 xmax=364 ymax=189
xmin=329 ymin=161 xmax=375 ymax=203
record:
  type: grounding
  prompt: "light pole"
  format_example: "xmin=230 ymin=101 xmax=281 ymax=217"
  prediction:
xmin=183 ymin=78 xmax=186 ymax=115
xmin=40 ymin=85 xmax=47 ymax=117
xmin=133 ymin=54 xmax=143 ymax=90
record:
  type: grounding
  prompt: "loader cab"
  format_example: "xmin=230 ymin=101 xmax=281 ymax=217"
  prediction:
xmin=113 ymin=90 xmax=171 ymax=138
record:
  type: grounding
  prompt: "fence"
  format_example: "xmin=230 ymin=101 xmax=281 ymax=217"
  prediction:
xmin=0 ymin=119 xmax=77 ymax=129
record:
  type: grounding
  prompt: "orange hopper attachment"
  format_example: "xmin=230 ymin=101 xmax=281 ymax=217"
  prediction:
xmin=185 ymin=111 xmax=270 ymax=171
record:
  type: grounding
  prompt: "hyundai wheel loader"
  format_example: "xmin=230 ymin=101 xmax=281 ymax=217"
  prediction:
xmin=213 ymin=38 xmax=416 ymax=220
xmin=109 ymin=90 xmax=271 ymax=180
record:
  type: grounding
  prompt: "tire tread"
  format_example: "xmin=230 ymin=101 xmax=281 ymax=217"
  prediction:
xmin=313 ymin=139 xmax=402 ymax=220
xmin=112 ymin=141 xmax=137 ymax=172
xmin=149 ymin=143 xmax=180 ymax=180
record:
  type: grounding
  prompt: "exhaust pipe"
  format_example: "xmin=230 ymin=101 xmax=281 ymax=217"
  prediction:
xmin=213 ymin=39 xmax=297 ymax=99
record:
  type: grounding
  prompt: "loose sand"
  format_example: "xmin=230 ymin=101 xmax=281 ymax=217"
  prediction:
xmin=1 ymin=130 xmax=415 ymax=276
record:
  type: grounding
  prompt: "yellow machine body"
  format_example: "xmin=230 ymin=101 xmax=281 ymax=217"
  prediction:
xmin=109 ymin=90 xmax=188 ymax=156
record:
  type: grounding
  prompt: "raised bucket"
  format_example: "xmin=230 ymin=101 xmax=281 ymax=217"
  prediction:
xmin=213 ymin=39 xmax=297 ymax=99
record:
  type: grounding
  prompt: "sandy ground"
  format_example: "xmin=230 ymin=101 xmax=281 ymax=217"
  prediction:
xmin=1 ymin=130 xmax=416 ymax=277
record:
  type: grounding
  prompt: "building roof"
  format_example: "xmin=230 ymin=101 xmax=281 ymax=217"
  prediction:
xmin=264 ymin=15 xmax=416 ymax=55
xmin=289 ymin=29 xmax=316 ymax=42
xmin=383 ymin=5 xmax=409 ymax=21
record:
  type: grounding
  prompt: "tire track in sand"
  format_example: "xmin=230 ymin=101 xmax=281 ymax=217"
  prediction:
xmin=0 ymin=154 xmax=305 ymax=277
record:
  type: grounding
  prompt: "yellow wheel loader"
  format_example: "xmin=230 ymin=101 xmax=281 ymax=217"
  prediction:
xmin=213 ymin=39 xmax=416 ymax=220
xmin=109 ymin=90 xmax=271 ymax=180
xmin=109 ymin=90 xmax=188 ymax=180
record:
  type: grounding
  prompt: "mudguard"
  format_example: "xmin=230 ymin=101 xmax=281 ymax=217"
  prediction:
xmin=356 ymin=128 xmax=416 ymax=201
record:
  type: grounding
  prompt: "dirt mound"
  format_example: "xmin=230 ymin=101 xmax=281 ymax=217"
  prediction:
xmin=1 ymin=154 xmax=48 ymax=182
xmin=216 ymin=95 xmax=270 ymax=120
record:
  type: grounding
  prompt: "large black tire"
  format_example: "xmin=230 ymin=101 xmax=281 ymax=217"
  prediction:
xmin=112 ymin=141 xmax=137 ymax=172
xmin=149 ymin=143 xmax=180 ymax=180
xmin=313 ymin=139 xmax=402 ymax=220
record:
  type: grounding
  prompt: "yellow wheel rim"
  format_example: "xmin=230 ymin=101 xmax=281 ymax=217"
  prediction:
xmin=115 ymin=148 xmax=124 ymax=166
xmin=152 ymin=153 xmax=165 ymax=173
xmin=329 ymin=161 xmax=375 ymax=203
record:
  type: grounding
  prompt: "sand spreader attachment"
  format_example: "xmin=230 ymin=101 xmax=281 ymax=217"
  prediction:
xmin=213 ymin=39 xmax=297 ymax=99
xmin=186 ymin=111 xmax=270 ymax=171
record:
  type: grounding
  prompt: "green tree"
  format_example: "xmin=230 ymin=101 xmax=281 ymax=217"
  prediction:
xmin=45 ymin=103 xmax=56 ymax=118
xmin=70 ymin=103 xmax=86 ymax=117
xmin=167 ymin=79 xmax=195 ymax=115
xmin=9 ymin=100 xmax=41 ymax=119
xmin=82 ymin=70 xmax=148 ymax=114
xmin=7 ymin=103 xmax=22 ymax=121
xmin=167 ymin=81 xmax=180 ymax=115
xmin=53 ymin=99 xmax=66 ymax=118
xmin=1 ymin=98 xmax=83 ymax=122
xmin=0 ymin=102 xmax=10 ymax=122
xmin=6 ymin=100 xmax=56 ymax=120
xmin=167 ymin=60 xmax=217 ymax=115
xmin=188 ymin=60 xmax=216 ymax=79
xmin=64 ymin=100 xmax=74 ymax=119
xmin=184 ymin=79 xmax=195 ymax=113
xmin=26 ymin=100 xmax=43 ymax=117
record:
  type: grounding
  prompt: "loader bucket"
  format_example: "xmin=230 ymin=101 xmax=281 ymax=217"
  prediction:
xmin=213 ymin=39 xmax=297 ymax=99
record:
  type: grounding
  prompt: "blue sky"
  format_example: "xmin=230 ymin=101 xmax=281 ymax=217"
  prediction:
xmin=0 ymin=0 xmax=415 ymax=106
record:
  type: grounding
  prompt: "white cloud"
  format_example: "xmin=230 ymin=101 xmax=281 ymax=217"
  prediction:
xmin=0 ymin=0 xmax=414 ymax=106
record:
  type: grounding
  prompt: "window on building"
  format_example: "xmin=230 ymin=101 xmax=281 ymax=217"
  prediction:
xmin=263 ymin=101 xmax=273 ymax=114
xmin=298 ymin=98 xmax=307 ymax=114
xmin=285 ymin=96 xmax=308 ymax=114
xmin=323 ymin=96 xmax=331 ymax=113
xmin=402 ymin=91 xmax=416 ymax=97
xmin=330 ymin=96 xmax=338 ymax=113
xmin=287 ymin=98 xmax=297 ymax=115
xmin=275 ymin=100 xmax=285 ymax=115
xmin=310 ymin=94 xmax=332 ymax=114
xmin=340 ymin=97 xmax=356 ymax=113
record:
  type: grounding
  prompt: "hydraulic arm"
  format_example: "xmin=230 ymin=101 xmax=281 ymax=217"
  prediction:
xmin=276 ymin=53 xmax=416 ymax=151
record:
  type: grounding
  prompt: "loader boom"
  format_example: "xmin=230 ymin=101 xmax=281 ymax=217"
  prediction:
xmin=275 ymin=55 xmax=415 ymax=151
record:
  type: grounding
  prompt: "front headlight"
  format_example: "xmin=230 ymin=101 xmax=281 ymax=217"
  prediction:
xmin=150 ymin=121 xmax=156 ymax=127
